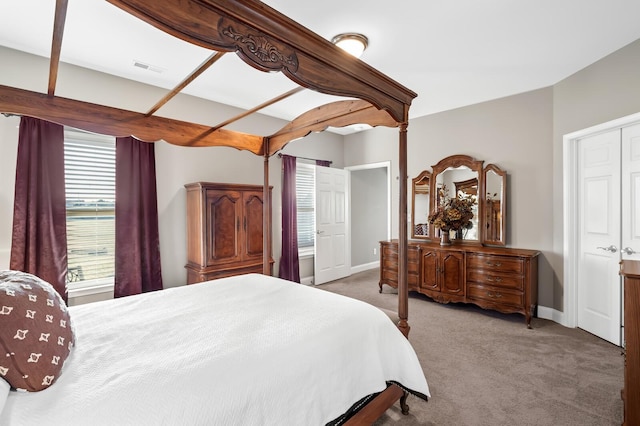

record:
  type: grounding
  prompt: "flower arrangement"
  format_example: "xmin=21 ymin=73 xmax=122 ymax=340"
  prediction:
xmin=428 ymin=185 xmax=476 ymax=232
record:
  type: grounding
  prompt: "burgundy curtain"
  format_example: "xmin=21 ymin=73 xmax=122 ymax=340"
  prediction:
xmin=10 ymin=117 xmax=68 ymax=300
xmin=316 ymin=159 xmax=331 ymax=167
xmin=115 ymin=136 xmax=163 ymax=297
xmin=278 ymin=154 xmax=300 ymax=282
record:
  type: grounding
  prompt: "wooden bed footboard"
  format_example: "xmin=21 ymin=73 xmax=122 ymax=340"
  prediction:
xmin=342 ymin=383 xmax=408 ymax=425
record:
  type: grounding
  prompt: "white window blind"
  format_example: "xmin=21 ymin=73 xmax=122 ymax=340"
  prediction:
xmin=64 ymin=129 xmax=116 ymax=284
xmin=296 ymin=162 xmax=315 ymax=250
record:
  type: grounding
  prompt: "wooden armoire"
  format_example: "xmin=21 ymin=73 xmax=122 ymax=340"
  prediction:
xmin=184 ymin=182 xmax=273 ymax=284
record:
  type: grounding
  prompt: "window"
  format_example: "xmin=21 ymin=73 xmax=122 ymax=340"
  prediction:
xmin=63 ymin=129 xmax=116 ymax=286
xmin=296 ymin=162 xmax=315 ymax=255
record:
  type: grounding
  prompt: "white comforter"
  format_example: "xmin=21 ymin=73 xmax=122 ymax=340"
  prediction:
xmin=0 ymin=273 xmax=429 ymax=425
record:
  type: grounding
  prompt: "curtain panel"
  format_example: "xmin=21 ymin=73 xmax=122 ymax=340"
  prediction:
xmin=278 ymin=154 xmax=300 ymax=283
xmin=10 ymin=117 xmax=68 ymax=300
xmin=115 ymin=136 xmax=163 ymax=297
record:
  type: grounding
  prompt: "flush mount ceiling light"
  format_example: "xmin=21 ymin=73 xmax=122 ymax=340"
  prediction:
xmin=331 ymin=33 xmax=369 ymax=58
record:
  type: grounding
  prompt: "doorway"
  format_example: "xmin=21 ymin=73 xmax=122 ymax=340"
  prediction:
xmin=564 ymin=112 xmax=640 ymax=345
xmin=346 ymin=162 xmax=391 ymax=274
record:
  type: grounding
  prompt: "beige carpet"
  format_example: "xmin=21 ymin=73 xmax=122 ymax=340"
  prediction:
xmin=318 ymin=269 xmax=624 ymax=426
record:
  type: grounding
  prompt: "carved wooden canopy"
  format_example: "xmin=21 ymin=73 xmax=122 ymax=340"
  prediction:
xmin=0 ymin=0 xmax=417 ymax=157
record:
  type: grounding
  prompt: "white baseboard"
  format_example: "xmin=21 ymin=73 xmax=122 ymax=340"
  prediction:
xmin=537 ymin=306 xmax=569 ymax=327
xmin=350 ymin=261 xmax=379 ymax=274
xmin=301 ymin=261 xmax=379 ymax=286
xmin=300 ymin=276 xmax=314 ymax=286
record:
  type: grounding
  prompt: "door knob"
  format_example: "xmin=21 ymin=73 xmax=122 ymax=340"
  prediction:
xmin=316 ymin=230 xmax=325 ymax=234
xmin=622 ymin=247 xmax=637 ymax=255
xmin=596 ymin=245 xmax=618 ymax=253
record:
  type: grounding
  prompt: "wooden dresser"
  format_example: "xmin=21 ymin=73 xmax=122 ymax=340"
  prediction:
xmin=185 ymin=182 xmax=273 ymax=284
xmin=620 ymin=260 xmax=640 ymax=426
xmin=380 ymin=240 xmax=539 ymax=327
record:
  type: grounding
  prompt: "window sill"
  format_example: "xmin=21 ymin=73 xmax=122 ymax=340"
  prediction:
xmin=298 ymin=247 xmax=314 ymax=259
xmin=67 ymin=277 xmax=114 ymax=298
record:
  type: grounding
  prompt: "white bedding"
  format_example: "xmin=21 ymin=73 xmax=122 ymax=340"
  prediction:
xmin=0 ymin=273 xmax=429 ymax=425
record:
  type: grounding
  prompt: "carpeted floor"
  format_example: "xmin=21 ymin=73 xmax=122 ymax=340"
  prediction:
xmin=318 ymin=268 xmax=624 ymax=426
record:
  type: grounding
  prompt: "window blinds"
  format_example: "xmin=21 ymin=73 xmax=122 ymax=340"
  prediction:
xmin=296 ymin=162 xmax=315 ymax=249
xmin=63 ymin=129 xmax=116 ymax=284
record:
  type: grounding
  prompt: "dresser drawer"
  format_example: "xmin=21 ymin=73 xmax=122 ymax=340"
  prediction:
xmin=467 ymin=253 xmax=524 ymax=274
xmin=467 ymin=283 xmax=523 ymax=307
xmin=380 ymin=243 xmax=420 ymax=288
xmin=467 ymin=270 xmax=523 ymax=290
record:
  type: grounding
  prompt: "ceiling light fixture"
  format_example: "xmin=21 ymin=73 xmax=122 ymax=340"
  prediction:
xmin=331 ymin=33 xmax=369 ymax=58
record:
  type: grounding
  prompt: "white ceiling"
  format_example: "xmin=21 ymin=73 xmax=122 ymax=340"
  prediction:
xmin=1 ymin=0 xmax=640 ymax=134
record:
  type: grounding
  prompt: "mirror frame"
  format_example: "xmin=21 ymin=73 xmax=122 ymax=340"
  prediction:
xmin=482 ymin=163 xmax=507 ymax=246
xmin=411 ymin=170 xmax=432 ymax=239
xmin=429 ymin=155 xmax=484 ymax=244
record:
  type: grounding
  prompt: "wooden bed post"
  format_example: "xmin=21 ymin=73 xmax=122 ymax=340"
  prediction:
xmin=398 ymin=122 xmax=409 ymax=338
xmin=263 ymin=150 xmax=271 ymax=276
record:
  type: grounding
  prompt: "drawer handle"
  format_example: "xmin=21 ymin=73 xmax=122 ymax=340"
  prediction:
xmin=487 ymin=276 xmax=503 ymax=283
xmin=487 ymin=291 xmax=503 ymax=298
xmin=486 ymin=261 xmax=502 ymax=267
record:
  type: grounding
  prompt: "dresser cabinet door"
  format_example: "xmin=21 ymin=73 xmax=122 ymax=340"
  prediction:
xmin=421 ymin=250 xmax=439 ymax=291
xmin=440 ymin=251 xmax=464 ymax=295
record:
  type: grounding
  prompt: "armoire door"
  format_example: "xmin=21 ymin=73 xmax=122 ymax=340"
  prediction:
xmin=206 ymin=189 xmax=242 ymax=266
xmin=242 ymin=190 xmax=265 ymax=262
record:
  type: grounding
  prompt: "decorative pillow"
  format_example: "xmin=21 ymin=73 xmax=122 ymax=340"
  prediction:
xmin=0 ymin=270 xmax=74 ymax=392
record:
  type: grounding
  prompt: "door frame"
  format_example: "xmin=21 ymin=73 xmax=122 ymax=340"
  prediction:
xmin=563 ymin=111 xmax=640 ymax=328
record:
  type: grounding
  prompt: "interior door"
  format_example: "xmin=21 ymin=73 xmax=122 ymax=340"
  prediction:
xmin=577 ymin=129 xmax=621 ymax=345
xmin=621 ymin=123 xmax=640 ymax=263
xmin=314 ymin=167 xmax=350 ymax=284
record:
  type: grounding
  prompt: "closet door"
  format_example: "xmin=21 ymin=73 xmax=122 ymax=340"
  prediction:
xmin=577 ymin=129 xmax=621 ymax=345
xmin=622 ymin=123 xmax=640 ymax=263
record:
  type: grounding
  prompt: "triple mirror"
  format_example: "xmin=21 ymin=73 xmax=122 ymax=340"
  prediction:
xmin=411 ymin=154 xmax=507 ymax=246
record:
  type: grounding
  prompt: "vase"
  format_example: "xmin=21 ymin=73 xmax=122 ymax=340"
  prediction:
xmin=440 ymin=230 xmax=451 ymax=246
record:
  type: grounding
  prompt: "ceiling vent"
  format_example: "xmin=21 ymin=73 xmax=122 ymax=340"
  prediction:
xmin=133 ymin=60 xmax=165 ymax=73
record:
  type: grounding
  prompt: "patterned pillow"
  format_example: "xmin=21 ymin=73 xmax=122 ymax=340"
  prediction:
xmin=0 ymin=270 xmax=74 ymax=392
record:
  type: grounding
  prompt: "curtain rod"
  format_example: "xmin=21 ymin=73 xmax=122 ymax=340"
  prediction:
xmin=277 ymin=153 xmax=332 ymax=165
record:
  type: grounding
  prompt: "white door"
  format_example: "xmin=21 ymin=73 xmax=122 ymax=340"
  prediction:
xmin=621 ymin=123 xmax=640 ymax=263
xmin=314 ymin=167 xmax=350 ymax=284
xmin=577 ymin=129 xmax=621 ymax=345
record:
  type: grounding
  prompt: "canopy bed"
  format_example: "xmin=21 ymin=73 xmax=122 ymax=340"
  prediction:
xmin=0 ymin=0 xmax=425 ymax=423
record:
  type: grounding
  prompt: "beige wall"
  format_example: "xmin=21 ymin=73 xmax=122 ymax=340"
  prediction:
xmin=344 ymin=88 xmax=555 ymax=306
xmin=551 ymin=39 xmax=640 ymax=309
xmin=2 ymin=36 xmax=640 ymax=313
xmin=344 ymin=37 xmax=640 ymax=313
xmin=0 ymin=46 xmax=345 ymax=290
